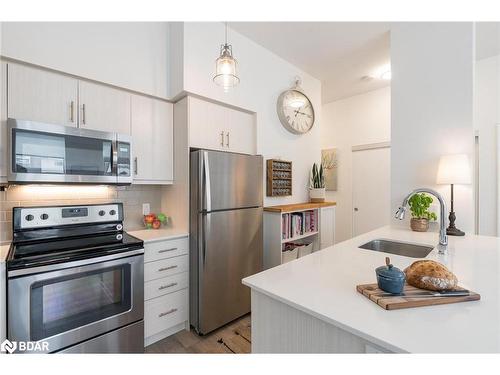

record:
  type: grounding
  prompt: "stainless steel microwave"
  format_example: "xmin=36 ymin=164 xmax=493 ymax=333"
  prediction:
xmin=8 ymin=118 xmax=132 ymax=184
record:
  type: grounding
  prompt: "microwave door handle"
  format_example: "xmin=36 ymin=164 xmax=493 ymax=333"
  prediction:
xmin=111 ymin=141 xmax=118 ymax=176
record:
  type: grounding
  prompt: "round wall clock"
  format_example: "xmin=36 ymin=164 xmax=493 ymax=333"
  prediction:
xmin=277 ymin=79 xmax=315 ymax=135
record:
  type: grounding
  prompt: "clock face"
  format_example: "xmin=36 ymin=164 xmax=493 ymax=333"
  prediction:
xmin=277 ymin=89 xmax=315 ymax=134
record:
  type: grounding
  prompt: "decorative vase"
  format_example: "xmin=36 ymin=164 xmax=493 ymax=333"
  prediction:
xmin=309 ymin=187 xmax=326 ymax=203
xmin=410 ymin=218 xmax=429 ymax=232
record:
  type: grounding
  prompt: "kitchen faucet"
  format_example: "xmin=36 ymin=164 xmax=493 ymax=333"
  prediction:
xmin=395 ymin=188 xmax=448 ymax=254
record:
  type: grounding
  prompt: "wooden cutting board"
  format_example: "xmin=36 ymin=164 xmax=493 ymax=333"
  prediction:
xmin=356 ymin=283 xmax=480 ymax=310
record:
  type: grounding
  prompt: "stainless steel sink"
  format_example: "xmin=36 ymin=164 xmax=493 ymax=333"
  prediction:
xmin=359 ymin=239 xmax=433 ymax=258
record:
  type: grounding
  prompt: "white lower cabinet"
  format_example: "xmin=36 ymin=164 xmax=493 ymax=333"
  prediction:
xmin=143 ymin=236 xmax=189 ymax=347
xmin=320 ymin=206 xmax=336 ymax=248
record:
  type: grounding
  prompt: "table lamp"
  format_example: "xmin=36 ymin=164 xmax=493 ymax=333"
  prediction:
xmin=436 ymin=154 xmax=471 ymax=236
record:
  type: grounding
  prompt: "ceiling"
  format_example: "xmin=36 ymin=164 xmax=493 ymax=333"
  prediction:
xmin=229 ymin=22 xmax=392 ymax=103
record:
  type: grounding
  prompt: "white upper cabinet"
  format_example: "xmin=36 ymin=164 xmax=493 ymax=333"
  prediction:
xmin=78 ymin=81 xmax=131 ymax=134
xmin=1 ymin=62 xmax=7 ymax=180
xmin=188 ymin=96 xmax=256 ymax=155
xmin=7 ymin=63 xmax=78 ymax=127
xmin=131 ymin=94 xmax=173 ymax=184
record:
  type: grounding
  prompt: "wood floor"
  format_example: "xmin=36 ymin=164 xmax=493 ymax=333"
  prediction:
xmin=144 ymin=314 xmax=251 ymax=354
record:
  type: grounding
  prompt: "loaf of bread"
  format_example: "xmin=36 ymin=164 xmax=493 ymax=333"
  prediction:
xmin=404 ymin=260 xmax=458 ymax=291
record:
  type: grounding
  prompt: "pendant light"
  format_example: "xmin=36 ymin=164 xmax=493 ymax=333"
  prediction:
xmin=213 ymin=22 xmax=240 ymax=92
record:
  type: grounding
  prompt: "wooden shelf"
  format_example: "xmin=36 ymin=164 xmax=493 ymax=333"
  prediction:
xmin=264 ymin=201 xmax=336 ymax=213
xmin=282 ymin=230 xmax=319 ymax=244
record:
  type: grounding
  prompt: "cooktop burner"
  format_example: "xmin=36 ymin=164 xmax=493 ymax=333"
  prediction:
xmin=7 ymin=203 xmax=143 ymax=271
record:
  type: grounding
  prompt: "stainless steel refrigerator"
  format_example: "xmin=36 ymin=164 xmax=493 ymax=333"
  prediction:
xmin=190 ymin=150 xmax=263 ymax=335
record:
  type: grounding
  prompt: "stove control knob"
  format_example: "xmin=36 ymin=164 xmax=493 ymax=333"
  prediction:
xmin=98 ymin=210 xmax=106 ymax=216
xmin=116 ymin=224 xmax=123 ymax=231
xmin=25 ymin=214 xmax=34 ymax=221
xmin=40 ymin=213 xmax=49 ymax=220
xmin=116 ymin=234 xmax=123 ymax=240
xmin=109 ymin=209 xmax=116 ymax=216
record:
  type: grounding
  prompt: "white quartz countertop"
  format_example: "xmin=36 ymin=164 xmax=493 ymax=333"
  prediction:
xmin=243 ymin=226 xmax=500 ymax=353
xmin=128 ymin=228 xmax=188 ymax=243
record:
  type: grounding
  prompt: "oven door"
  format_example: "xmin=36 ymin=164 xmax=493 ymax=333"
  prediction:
xmin=8 ymin=251 xmax=144 ymax=353
xmin=7 ymin=118 xmax=131 ymax=184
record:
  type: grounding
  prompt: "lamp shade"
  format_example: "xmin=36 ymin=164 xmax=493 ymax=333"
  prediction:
xmin=436 ymin=154 xmax=471 ymax=185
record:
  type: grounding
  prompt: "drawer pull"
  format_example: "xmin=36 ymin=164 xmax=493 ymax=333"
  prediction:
xmin=159 ymin=308 xmax=178 ymax=318
xmin=158 ymin=265 xmax=178 ymax=272
xmin=158 ymin=282 xmax=178 ymax=290
xmin=158 ymin=247 xmax=177 ymax=254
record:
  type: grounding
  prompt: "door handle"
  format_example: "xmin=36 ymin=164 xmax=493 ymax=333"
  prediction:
xmin=158 ymin=265 xmax=177 ymax=272
xmin=158 ymin=282 xmax=178 ymax=290
xmin=226 ymin=132 xmax=229 ymax=148
xmin=81 ymin=104 xmax=86 ymax=125
xmin=220 ymin=131 xmax=225 ymax=147
xmin=70 ymin=101 xmax=75 ymax=123
xmin=134 ymin=157 xmax=138 ymax=175
xmin=203 ymin=151 xmax=211 ymax=212
xmin=158 ymin=248 xmax=177 ymax=254
xmin=158 ymin=308 xmax=178 ymax=317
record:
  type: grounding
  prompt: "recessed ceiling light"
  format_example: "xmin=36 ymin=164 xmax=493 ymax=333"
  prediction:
xmin=380 ymin=70 xmax=392 ymax=80
xmin=370 ymin=64 xmax=391 ymax=81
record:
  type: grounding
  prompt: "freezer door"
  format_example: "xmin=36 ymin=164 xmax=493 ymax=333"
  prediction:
xmin=198 ymin=207 xmax=263 ymax=334
xmin=193 ymin=150 xmax=263 ymax=212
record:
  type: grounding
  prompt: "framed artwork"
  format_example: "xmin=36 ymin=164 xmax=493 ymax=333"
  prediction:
xmin=321 ymin=148 xmax=338 ymax=191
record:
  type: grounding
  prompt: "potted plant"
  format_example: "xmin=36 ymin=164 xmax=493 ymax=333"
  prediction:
xmin=408 ymin=193 xmax=438 ymax=232
xmin=309 ymin=163 xmax=325 ymax=202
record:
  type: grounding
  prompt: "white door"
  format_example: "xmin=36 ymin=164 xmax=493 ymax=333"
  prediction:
xmin=189 ymin=97 xmax=225 ymax=151
xmin=352 ymin=147 xmax=391 ymax=236
xmin=7 ymin=63 xmax=78 ymax=127
xmin=78 ymin=81 xmax=131 ymax=134
xmin=225 ymin=108 xmax=256 ymax=154
xmin=131 ymin=95 xmax=173 ymax=183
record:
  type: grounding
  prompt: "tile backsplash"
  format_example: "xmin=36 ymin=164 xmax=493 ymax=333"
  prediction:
xmin=0 ymin=184 xmax=163 ymax=244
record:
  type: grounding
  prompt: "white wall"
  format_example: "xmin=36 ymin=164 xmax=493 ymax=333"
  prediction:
xmin=177 ymin=22 xmax=322 ymax=206
xmin=1 ymin=22 xmax=170 ymax=99
xmin=322 ymin=87 xmax=391 ymax=242
xmin=391 ymin=23 xmax=475 ymax=232
xmin=474 ymin=55 xmax=499 ymax=236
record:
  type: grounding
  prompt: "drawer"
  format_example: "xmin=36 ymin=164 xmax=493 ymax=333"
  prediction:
xmin=144 ymin=255 xmax=188 ymax=282
xmin=145 ymin=289 xmax=188 ymax=338
xmin=144 ymin=236 xmax=189 ymax=263
xmin=144 ymin=272 xmax=188 ymax=301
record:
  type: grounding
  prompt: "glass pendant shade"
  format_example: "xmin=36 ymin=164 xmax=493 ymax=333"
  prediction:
xmin=213 ymin=44 xmax=239 ymax=92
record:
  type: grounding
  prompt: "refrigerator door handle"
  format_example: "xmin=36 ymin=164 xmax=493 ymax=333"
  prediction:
xmin=203 ymin=151 xmax=212 ymax=212
xmin=200 ymin=214 xmax=207 ymax=266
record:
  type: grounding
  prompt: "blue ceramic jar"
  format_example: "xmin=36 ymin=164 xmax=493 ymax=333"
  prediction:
xmin=375 ymin=257 xmax=406 ymax=294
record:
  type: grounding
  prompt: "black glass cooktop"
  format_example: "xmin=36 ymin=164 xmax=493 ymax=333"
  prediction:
xmin=7 ymin=231 xmax=143 ymax=271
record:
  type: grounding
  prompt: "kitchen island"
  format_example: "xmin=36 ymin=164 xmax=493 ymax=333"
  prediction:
xmin=243 ymin=226 xmax=500 ymax=353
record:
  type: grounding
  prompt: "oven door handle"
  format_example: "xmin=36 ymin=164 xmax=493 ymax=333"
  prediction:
xmin=8 ymin=248 xmax=144 ymax=278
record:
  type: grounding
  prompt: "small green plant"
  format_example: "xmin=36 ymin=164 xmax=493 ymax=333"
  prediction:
xmin=310 ymin=163 xmax=325 ymax=188
xmin=408 ymin=193 xmax=437 ymax=221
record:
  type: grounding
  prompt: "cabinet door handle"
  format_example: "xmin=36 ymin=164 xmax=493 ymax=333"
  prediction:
xmin=158 ymin=265 xmax=178 ymax=272
xmin=158 ymin=247 xmax=177 ymax=254
xmin=81 ymin=104 xmax=86 ymax=125
xmin=158 ymin=282 xmax=178 ymax=291
xmin=226 ymin=132 xmax=230 ymax=148
xmin=70 ymin=101 xmax=75 ymax=123
xmin=220 ymin=131 xmax=225 ymax=147
xmin=134 ymin=157 xmax=138 ymax=175
xmin=158 ymin=308 xmax=178 ymax=318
